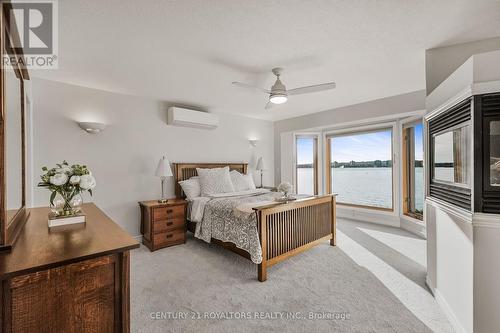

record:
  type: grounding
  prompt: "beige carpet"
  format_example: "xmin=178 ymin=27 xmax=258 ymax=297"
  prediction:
xmin=130 ymin=219 xmax=451 ymax=333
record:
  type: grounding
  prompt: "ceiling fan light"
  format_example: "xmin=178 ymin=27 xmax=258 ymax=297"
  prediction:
xmin=270 ymin=95 xmax=288 ymax=104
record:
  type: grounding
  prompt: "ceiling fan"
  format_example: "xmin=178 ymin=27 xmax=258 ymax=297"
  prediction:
xmin=232 ymin=67 xmax=336 ymax=109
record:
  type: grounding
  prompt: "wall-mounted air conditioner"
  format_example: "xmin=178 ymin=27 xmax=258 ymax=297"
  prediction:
xmin=167 ymin=107 xmax=219 ymax=129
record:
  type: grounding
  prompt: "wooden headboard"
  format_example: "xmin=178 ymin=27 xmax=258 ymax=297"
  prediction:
xmin=173 ymin=163 xmax=248 ymax=198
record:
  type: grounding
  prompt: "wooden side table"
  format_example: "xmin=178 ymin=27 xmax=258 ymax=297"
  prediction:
xmin=139 ymin=199 xmax=187 ymax=251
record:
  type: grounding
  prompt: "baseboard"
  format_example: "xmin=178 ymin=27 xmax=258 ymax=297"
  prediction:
xmin=132 ymin=234 xmax=142 ymax=241
xmin=434 ymin=289 xmax=468 ymax=333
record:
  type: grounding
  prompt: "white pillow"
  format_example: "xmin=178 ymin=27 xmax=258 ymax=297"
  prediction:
xmin=179 ymin=177 xmax=201 ymax=199
xmin=230 ymin=170 xmax=256 ymax=191
xmin=196 ymin=167 xmax=235 ymax=196
xmin=243 ymin=173 xmax=257 ymax=190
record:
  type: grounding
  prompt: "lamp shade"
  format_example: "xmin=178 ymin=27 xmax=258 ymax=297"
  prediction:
xmin=256 ymin=157 xmax=264 ymax=171
xmin=155 ymin=156 xmax=173 ymax=178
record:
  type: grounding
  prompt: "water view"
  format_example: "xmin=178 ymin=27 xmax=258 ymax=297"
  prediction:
xmin=296 ymin=125 xmax=424 ymax=212
xmin=297 ymin=167 xmax=424 ymax=211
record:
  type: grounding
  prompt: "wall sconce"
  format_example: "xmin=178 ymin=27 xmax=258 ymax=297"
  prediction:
xmin=248 ymin=139 xmax=259 ymax=147
xmin=78 ymin=122 xmax=106 ymax=134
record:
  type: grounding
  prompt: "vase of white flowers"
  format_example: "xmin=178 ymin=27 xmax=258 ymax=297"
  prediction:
xmin=277 ymin=182 xmax=293 ymax=199
xmin=38 ymin=161 xmax=96 ymax=217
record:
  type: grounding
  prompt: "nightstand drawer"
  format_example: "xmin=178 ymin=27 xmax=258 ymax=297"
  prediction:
xmin=154 ymin=230 xmax=185 ymax=247
xmin=139 ymin=199 xmax=188 ymax=252
xmin=152 ymin=205 xmax=184 ymax=221
xmin=154 ymin=218 xmax=184 ymax=234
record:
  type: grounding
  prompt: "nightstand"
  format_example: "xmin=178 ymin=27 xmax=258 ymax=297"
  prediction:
xmin=139 ymin=199 xmax=187 ymax=251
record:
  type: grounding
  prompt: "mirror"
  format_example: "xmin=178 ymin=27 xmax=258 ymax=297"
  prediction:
xmin=0 ymin=5 xmax=29 ymax=250
xmin=4 ymin=63 xmax=23 ymax=225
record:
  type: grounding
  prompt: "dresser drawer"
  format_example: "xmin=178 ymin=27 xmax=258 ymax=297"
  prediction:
xmin=154 ymin=230 xmax=185 ymax=248
xmin=154 ymin=218 xmax=185 ymax=234
xmin=152 ymin=205 xmax=184 ymax=221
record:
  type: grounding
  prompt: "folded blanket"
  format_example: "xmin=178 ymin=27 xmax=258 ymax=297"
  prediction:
xmin=233 ymin=200 xmax=278 ymax=219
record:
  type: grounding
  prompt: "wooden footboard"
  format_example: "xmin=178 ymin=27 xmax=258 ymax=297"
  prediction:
xmin=253 ymin=194 xmax=336 ymax=282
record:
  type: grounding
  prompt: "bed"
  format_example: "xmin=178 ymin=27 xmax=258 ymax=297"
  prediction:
xmin=174 ymin=162 xmax=337 ymax=282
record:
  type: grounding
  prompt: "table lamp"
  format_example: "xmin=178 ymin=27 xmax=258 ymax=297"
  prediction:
xmin=155 ymin=156 xmax=173 ymax=203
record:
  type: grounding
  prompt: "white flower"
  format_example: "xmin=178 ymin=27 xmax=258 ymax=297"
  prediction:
xmin=55 ymin=166 xmax=72 ymax=174
xmin=79 ymin=174 xmax=96 ymax=190
xmin=49 ymin=173 xmax=68 ymax=186
xmin=277 ymin=182 xmax=293 ymax=193
xmin=69 ymin=175 xmax=80 ymax=185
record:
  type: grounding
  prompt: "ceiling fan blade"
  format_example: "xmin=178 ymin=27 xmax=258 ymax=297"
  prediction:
xmin=232 ymin=82 xmax=270 ymax=94
xmin=287 ymin=82 xmax=336 ymax=96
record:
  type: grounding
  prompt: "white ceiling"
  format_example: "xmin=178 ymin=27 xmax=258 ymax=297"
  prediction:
xmin=31 ymin=0 xmax=500 ymax=121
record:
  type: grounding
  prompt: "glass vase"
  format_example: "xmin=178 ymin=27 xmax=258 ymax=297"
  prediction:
xmin=50 ymin=192 xmax=83 ymax=216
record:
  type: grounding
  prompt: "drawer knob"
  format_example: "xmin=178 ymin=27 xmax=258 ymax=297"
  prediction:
xmin=166 ymin=209 xmax=173 ymax=214
xmin=166 ymin=221 xmax=173 ymax=226
xmin=166 ymin=233 xmax=173 ymax=239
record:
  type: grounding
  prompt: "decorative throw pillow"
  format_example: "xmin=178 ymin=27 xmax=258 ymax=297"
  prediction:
xmin=230 ymin=170 xmax=248 ymax=191
xmin=178 ymin=176 xmax=201 ymax=199
xmin=242 ymin=173 xmax=257 ymax=190
xmin=230 ymin=170 xmax=257 ymax=191
xmin=196 ymin=167 xmax=235 ymax=196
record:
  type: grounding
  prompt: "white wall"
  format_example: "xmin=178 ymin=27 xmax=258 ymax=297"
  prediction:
xmin=425 ymin=42 xmax=500 ymax=333
xmin=425 ymin=36 xmax=500 ymax=95
xmin=31 ymin=78 xmax=274 ymax=237
xmin=426 ymin=200 xmax=473 ymax=333
xmin=473 ymin=223 xmax=500 ymax=333
xmin=273 ymin=90 xmax=426 ymax=183
xmin=280 ymin=132 xmax=294 ymax=185
xmin=273 ymin=91 xmax=426 ymax=233
xmin=426 ymin=50 xmax=500 ymax=112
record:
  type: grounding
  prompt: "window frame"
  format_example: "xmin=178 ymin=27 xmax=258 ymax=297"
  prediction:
xmin=294 ymin=134 xmax=319 ymax=195
xmin=402 ymin=120 xmax=424 ymax=221
xmin=325 ymin=125 xmax=395 ymax=212
xmin=430 ymin=122 xmax=472 ymax=189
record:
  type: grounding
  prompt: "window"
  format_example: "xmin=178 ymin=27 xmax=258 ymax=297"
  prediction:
xmin=431 ymin=124 xmax=471 ymax=187
xmin=402 ymin=122 xmax=424 ymax=220
xmin=296 ymin=135 xmax=318 ymax=195
xmin=327 ymin=128 xmax=393 ymax=210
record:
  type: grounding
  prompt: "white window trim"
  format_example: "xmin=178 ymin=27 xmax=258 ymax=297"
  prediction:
xmin=399 ymin=117 xmax=425 ymax=226
xmin=323 ymin=121 xmax=399 ymax=216
xmin=292 ymin=132 xmax=322 ymax=195
xmin=288 ymin=111 xmax=430 ymax=236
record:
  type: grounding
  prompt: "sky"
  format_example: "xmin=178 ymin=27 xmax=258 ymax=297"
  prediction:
xmin=296 ymin=124 xmax=424 ymax=164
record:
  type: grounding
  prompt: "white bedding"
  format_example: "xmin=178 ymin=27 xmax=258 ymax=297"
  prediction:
xmin=186 ymin=188 xmax=271 ymax=223
xmin=187 ymin=197 xmax=211 ymax=222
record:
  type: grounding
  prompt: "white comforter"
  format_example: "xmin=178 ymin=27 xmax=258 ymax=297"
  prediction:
xmin=189 ymin=189 xmax=283 ymax=263
xmin=187 ymin=188 xmax=271 ymax=223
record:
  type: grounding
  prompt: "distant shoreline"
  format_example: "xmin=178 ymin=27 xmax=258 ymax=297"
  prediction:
xmin=297 ymin=160 xmax=423 ymax=168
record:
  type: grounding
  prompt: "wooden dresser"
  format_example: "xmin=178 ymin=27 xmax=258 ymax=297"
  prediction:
xmin=0 ymin=203 xmax=139 ymax=333
xmin=139 ymin=199 xmax=187 ymax=251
